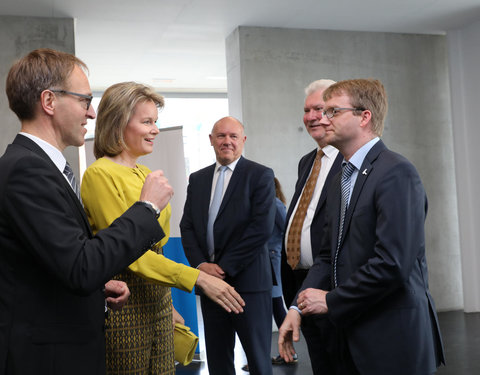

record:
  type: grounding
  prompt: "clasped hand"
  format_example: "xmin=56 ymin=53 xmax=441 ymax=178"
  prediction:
xmin=196 ymin=263 xmax=245 ymax=314
xmin=297 ymin=288 xmax=328 ymax=315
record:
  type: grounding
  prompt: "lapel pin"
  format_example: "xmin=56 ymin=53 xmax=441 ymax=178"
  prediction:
xmin=362 ymin=169 xmax=368 ymax=175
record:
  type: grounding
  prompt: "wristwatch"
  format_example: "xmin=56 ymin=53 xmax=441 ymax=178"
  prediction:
xmin=139 ymin=200 xmax=161 ymax=219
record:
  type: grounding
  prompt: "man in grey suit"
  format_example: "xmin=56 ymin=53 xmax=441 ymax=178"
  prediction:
xmin=279 ymin=78 xmax=445 ymax=374
xmin=280 ymin=79 xmax=342 ymax=374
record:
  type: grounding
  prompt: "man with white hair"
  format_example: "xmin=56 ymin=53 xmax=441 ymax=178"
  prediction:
xmin=279 ymin=79 xmax=343 ymax=374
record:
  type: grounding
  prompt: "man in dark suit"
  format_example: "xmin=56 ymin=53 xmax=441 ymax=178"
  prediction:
xmin=180 ymin=116 xmax=276 ymax=375
xmin=1 ymin=48 xmax=179 ymax=375
xmin=279 ymin=79 xmax=445 ymax=374
xmin=280 ymin=79 xmax=342 ymax=373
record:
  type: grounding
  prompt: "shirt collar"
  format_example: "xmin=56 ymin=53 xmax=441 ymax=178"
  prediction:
xmin=347 ymin=137 xmax=380 ymax=170
xmin=215 ymin=156 xmax=241 ymax=172
xmin=319 ymin=144 xmax=339 ymax=159
xmin=19 ymin=132 xmax=66 ymax=173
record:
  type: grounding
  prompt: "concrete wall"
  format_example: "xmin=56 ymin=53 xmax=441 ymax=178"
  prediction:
xmin=448 ymin=20 xmax=480 ymax=312
xmin=226 ymin=26 xmax=463 ymax=311
xmin=0 ymin=16 xmax=79 ymax=175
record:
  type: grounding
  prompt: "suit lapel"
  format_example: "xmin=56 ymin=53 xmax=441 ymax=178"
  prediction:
xmin=217 ymin=156 xmax=244 ymax=217
xmin=340 ymin=140 xmax=386 ymax=245
xmin=13 ymin=135 xmax=93 ymax=235
xmin=330 ymin=173 xmax=342 ymax=251
xmin=314 ymin=152 xmax=343 ymax=218
xmin=286 ymin=149 xmax=316 ymax=222
xmin=201 ymin=164 xmax=216 ymax=231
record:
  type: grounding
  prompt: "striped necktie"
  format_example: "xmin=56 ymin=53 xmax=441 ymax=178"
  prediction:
xmin=334 ymin=161 xmax=356 ymax=287
xmin=63 ymin=162 xmax=82 ymax=203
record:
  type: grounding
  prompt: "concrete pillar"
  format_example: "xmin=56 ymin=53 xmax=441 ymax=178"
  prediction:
xmin=448 ymin=19 xmax=480 ymax=312
xmin=226 ymin=26 xmax=462 ymax=311
xmin=0 ymin=16 xmax=78 ymax=175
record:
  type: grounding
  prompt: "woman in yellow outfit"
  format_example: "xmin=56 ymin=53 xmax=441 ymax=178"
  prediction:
xmin=81 ymin=82 xmax=245 ymax=375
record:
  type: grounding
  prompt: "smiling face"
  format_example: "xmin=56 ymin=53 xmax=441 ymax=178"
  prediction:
xmin=121 ymin=100 xmax=159 ymax=162
xmin=209 ymin=117 xmax=246 ymax=165
xmin=51 ymin=65 xmax=96 ymax=150
xmin=303 ymin=89 xmax=327 ymax=146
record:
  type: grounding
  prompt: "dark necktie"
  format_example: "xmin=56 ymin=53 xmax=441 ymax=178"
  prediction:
xmin=286 ymin=150 xmax=324 ymax=269
xmin=63 ymin=162 xmax=82 ymax=203
xmin=334 ymin=161 xmax=356 ymax=287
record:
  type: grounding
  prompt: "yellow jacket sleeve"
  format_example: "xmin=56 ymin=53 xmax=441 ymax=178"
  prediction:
xmin=81 ymin=160 xmax=198 ymax=292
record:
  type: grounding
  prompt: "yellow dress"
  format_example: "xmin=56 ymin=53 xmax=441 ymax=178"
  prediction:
xmin=81 ymin=157 xmax=199 ymax=375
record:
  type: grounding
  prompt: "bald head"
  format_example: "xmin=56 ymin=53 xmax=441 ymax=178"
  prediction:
xmin=209 ymin=116 xmax=246 ymax=165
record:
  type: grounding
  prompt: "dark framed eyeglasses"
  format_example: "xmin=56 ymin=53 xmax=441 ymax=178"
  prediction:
xmin=50 ymin=89 xmax=93 ymax=110
xmin=322 ymin=107 xmax=365 ymax=119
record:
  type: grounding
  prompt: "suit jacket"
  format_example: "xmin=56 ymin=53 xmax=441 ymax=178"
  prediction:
xmin=281 ymin=148 xmax=342 ymax=306
xmin=180 ymin=156 xmax=276 ymax=293
xmin=301 ymin=140 xmax=445 ymax=374
xmin=0 ymin=135 xmax=164 ymax=375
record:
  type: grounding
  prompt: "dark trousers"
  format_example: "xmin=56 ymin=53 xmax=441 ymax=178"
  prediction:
xmin=201 ymin=291 xmax=273 ymax=375
xmin=290 ymin=269 xmax=335 ymax=375
xmin=331 ymin=328 xmax=360 ymax=375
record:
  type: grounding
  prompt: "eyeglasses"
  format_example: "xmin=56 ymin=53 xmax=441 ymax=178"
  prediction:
xmin=322 ymin=107 xmax=364 ymax=119
xmin=50 ymin=89 xmax=93 ymax=110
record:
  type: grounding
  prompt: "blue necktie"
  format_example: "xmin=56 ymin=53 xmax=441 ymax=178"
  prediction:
xmin=207 ymin=166 xmax=227 ymax=261
xmin=63 ymin=162 xmax=82 ymax=204
xmin=334 ymin=161 xmax=356 ymax=287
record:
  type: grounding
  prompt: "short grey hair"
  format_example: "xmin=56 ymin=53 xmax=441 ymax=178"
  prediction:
xmin=304 ymin=79 xmax=337 ymax=97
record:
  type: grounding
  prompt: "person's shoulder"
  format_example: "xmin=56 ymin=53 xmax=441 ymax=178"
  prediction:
xmin=377 ymin=146 xmax=412 ymax=166
xmin=375 ymin=146 xmax=420 ymax=178
xmin=190 ymin=163 xmax=215 ymax=178
xmin=84 ymin=157 xmax=111 ymax=173
xmin=1 ymin=140 xmax=52 ymax=175
xmin=240 ymin=157 xmax=272 ymax=172
xmin=82 ymin=157 xmax=122 ymax=183
xmin=136 ymin=163 xmax=152 ymax=174
xmin=298 ymin=148 xmax=317 ymax=165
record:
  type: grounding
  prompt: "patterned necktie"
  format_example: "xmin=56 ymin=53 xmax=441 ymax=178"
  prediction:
xmin=207 ymin=166 xmax=227 ymax=261
xmin=286 ymin=149 xmax=324 ymax=269
xmin=334 ymin=161 xmax=356 ymax=287
xmin=63 ymin=162 xmax=82 ymax=203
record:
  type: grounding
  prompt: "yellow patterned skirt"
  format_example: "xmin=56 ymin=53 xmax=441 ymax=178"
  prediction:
xmin=105 ymin=269 xmax=174 ymax=375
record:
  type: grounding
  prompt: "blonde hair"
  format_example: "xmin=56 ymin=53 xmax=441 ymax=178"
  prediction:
xmin=94 ymin=82 xmax=164 ymax=159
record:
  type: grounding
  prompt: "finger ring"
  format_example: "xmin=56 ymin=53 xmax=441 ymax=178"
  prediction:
xmin=299 ymin=303 xmax=304 ymax=308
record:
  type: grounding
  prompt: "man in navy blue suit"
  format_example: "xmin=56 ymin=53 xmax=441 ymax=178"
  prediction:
xmin=280 ymin=79 xmax=343 ymax=373
xmin=180 ymin=116 xmax=276 ymax=375
xmin=278 ymin=79 xmax=445 ymax=374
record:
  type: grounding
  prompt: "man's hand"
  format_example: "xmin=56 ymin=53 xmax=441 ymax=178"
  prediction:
xmin=140 ymin=170 xmax=173 ymax=211
xmin=105 ymin=280 xmax=130 ymax=311
xmin=278 ymin=309 xmax=302 ymax=363
xmin=195 ymin=271 xmax=245 ymax=314
xmin=198 ymin=262 xmax=225 ymax=279
xmin=297 ymin=288 xmax=328 ymax=315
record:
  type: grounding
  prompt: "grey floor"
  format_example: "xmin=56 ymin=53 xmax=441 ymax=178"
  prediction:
xmin=176 ymin=310 xmax=480 ymax=374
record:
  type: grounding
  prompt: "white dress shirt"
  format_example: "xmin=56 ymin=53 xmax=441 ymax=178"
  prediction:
xmin=209 ymin=157 xmax=240 ymax=206
xmin=285 ymin=145 xmax=339 ymax=269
